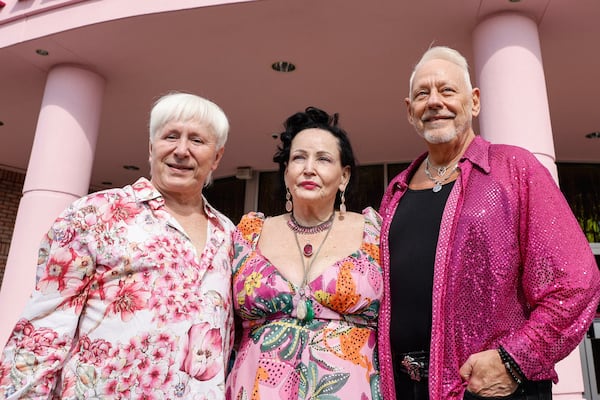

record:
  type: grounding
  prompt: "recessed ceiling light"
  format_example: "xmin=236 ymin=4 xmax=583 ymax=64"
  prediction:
xmin=35 ymin=49 xmax=49 ymax=56
xmin=585 ymin=132 xmax=600 ymax=139
xmin=271 ymin=61 xmax=296 ymax=73
xmin=123 ymin=165 xmax=140 ymax=170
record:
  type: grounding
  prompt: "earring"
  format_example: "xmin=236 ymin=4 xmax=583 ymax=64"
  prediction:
xmin=339 ymin=190 xmax=346 ymax=215
xmin=285 ymin=188 xmax=293 ymax=212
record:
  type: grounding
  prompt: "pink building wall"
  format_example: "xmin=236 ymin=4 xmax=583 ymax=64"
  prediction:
xmin=0 ymin=1 xmax=592 ymax=398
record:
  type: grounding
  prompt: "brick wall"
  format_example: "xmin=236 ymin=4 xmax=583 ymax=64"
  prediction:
xmin=0 ymin=168 xmax=24 ymax=287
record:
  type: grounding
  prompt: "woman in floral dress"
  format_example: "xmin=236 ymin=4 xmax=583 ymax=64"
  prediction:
xmin=226 ymin=107 xmax=383 ymax=400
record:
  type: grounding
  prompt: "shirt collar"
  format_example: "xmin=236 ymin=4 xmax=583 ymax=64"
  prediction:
xmin=131 ymin=177 xmax=225 ymax=227
xmin=390 ymin=135 xmax=491 ymax=193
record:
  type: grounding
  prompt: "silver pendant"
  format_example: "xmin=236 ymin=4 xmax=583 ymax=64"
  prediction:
xmin=433 ymin=183 xmax=442 ymax=192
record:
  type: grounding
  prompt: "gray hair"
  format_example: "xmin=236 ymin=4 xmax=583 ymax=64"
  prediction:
xmin=149 ymin=92 xmax=229 ymax=150
xmin=408 ymin=46 xmax=473 ymax=97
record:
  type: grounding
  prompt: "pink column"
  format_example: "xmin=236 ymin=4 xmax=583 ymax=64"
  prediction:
xmin=473 ymin=12 xmax=557 ymax=182
xmin=0 ymin=65 xmax=104 ymax=350
xmin=473 ymin=13 xmax=583 ymax=399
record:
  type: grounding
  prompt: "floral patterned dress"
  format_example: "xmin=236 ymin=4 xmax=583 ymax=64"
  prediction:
xmin=225 ymin=207 xmax=383 ymax=400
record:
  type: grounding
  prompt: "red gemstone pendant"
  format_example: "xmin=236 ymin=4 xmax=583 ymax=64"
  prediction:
xmin=303 ymin=243 xmax=313 ymax=257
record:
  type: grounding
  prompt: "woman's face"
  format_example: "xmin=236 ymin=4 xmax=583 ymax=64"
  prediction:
xmin=149 ymin=118 xmax=223 ymax=201
xmin=284 ymin=128 xmax=350 ymax=209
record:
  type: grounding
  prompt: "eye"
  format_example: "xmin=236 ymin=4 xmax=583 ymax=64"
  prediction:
xmin=317 ymin=156 xmax=332 ymax=162
xmin=191 ymin=136 xmax=205 ymax=144
xmin=414 ymin=90 xmax=428 ymax=100
xmin=291 ymin=154 xmax=305 ymax=161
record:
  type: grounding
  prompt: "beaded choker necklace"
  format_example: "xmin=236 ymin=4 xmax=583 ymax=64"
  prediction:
xmin=287 ymin=212 xmax=335 ymax=235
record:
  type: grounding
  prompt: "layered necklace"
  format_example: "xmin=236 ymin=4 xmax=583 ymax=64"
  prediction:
xmin=288 ymin=212 xmax=335 ymax=256
xmin=289 ymin=212 xmax=335 ymax=321
xmin=424 ymin=156 xmax=459 ymax=193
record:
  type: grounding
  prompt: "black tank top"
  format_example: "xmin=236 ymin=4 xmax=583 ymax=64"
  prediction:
xmin=388 ymin=180 xmax=454 ymax=354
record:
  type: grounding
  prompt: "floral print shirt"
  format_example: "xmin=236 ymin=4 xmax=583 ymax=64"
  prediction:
xmin=0 ymin=177 xmax=236 ymax=399
xmin=225 ymin=208 xmax=383 ymax=400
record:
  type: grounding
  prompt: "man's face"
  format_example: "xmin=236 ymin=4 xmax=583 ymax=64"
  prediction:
xmin=405 ymin=59 xmax=480 ymax=144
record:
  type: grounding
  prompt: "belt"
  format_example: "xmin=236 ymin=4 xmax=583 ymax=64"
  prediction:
xmin=397 ymin=350 xmax=429 ymax=381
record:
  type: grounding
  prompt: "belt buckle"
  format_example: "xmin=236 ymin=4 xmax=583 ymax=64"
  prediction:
xmin=402 ymin=354 xmax=425 ymax=381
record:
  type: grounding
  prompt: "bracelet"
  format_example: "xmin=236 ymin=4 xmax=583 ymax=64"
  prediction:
xmin=498 ymin=346 xmax=524 ymax=385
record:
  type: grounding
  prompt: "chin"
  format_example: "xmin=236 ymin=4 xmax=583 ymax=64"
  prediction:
xmin=422 ymin=129 xmax=457 ymax=144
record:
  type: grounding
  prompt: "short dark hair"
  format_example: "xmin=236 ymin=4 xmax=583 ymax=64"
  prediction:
xmin=273 ymin=106 xmax=357 ymax=207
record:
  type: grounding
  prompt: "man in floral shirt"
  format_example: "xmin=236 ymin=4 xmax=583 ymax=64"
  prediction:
xmin=0 ymin=92 xmax=236 ymax=399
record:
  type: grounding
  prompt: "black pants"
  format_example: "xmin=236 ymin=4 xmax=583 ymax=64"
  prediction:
xmin=394 ymin=373 xmax=552 ymax=400
xmin=394 ymin=371 xmax=429 ymax=400
xmin=463 ymin=380 xmax=552 ymax=400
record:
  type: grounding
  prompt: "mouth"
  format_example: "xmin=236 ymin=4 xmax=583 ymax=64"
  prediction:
xmin=166 ymin=162 xmax=193 ymax=171
xmin=422 ymin=114 xmax=454 ymax=123
xmin=300 ymin=181 xmax=319 ymax=190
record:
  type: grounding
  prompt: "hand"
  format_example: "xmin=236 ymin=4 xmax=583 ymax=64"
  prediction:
xmin=459 ymin=349 xmax=519 ymax=397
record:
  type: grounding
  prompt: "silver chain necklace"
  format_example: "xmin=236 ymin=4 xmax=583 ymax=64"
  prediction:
xmin=424 ymin=156 xmax=459 ymax=192
xmin=292 ymin=220 xmax=333 ymax=322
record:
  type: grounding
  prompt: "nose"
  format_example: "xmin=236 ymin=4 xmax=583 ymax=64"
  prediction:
xmin=426 ymin=89 xmax=443 ymax=108
xmin=173 ymin=138 xmax=190 ymax=157
xmin=303 ymin=157 xmax=316 ymax=174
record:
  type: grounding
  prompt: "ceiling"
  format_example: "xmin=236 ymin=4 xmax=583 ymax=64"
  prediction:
xmin=1 ymin=0 xmax=599 ymax=191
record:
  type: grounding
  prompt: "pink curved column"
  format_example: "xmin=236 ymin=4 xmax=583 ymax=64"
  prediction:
xmin=473 ymin=12 xmax=558 ymax=182
xmin=0 ymin=65 xmax=104 ymax=350
xmin=473 ymin=13 xmax=583 ymax=399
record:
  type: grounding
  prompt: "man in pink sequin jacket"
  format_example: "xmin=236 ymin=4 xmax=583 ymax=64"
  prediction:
xmin=377 ymin=46 xmax=600 ymax=399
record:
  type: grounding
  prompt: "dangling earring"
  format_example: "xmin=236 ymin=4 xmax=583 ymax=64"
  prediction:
xmin=339 ymin=190 xmax=346 ymax=216
xmin=285 ymin=188 xmax=293 ymax=212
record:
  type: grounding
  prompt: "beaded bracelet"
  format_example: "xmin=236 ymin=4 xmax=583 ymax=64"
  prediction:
xmin=498 ymin=346 xmax=524 ymax=385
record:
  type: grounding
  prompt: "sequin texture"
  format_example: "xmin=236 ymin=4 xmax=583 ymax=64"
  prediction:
xmin=378 ymin=136 xmax=600 ymax=399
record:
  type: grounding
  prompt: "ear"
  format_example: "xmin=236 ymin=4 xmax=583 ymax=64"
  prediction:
xmin=148 ymin=141 xmax=153 ymax=164
xmin=339 ymin=166 xmax=351 ymax=192
xmin=471 ymin=87 xmax=481 ymax=118
xmin=405 ymin=97 xmax=415 ymax=125
xmin=211 ymin=147 xmax=225 ymax=171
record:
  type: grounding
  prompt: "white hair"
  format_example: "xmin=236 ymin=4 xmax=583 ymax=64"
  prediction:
xmin=149 ymin=92 xmax=229 ymax=150
xmin=408 ymin=46 xmax=473 ymax=97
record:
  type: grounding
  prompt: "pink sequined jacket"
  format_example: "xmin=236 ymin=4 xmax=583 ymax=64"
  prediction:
xmin=378 ymin=136 xmax=600 ymax=399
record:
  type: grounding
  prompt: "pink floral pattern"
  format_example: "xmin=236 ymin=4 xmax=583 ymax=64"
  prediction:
xmin=0 ymin=178 xmax=235 ymax=399
xmin=180 ymin=322 xmax=224 ymax=381
xmin=226 ymin=208 xmax=383 ymax=400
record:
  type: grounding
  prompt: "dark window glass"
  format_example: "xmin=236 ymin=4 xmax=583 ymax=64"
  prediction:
xmin=257 ymin=171 xmax=285 ymax=217
xmin=557 ymin=163 xmax=600 ymax=243
xmin=204 ymin=176 xmax=246 ymax=225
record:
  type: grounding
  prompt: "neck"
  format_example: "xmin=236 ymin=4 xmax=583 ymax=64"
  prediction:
xmin=290 ymin=205 xmax=336 ymax=226
xmin=427 ymin=130 xmax=475 ymax=166
xmin=162 ymin=193 xmax=205 ymax=216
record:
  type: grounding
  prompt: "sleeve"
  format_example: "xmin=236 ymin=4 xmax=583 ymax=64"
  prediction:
xmin=0 ymin=200 xmax=96 ymax=399
xmin=232 ymin=212 xmax=263 ymax=275
xmin=502 ymin=151 xmax=600 ymax=381
xmin=361 ymin=207 xmax=382 ymax=265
